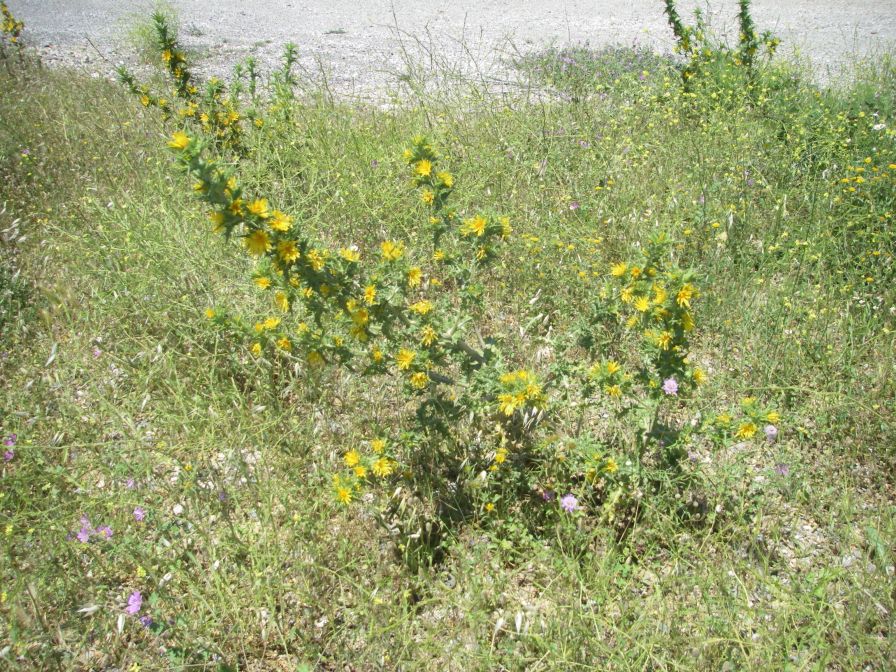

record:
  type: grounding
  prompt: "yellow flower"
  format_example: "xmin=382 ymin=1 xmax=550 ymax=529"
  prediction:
xmin=276 ymin=336 xmax=292 ymax=351
xmin=270 ymin=210 xmax=293 ymax=232
xmin=351 ymin=308 xmax=369 ymax=326
xmin=140 ymin=94 xmax=150 ymax=107
xmin=307 ymin=351 xmax=324 ymax=367
xmin=735 ymin=422 xmax=758 ymax=439
xmin=254 ymin=276 xmax=271 ymax=290
xmin=620 ymin=286 xmax=634 ymax=304
xmin=652 ymin=284 xmax=667 ymax=305
xmin=274 ymin=291 xmax=290 ymax=312
xmin=634 ymin=296 xmax=650 ymax=312
xmin=371 ymin=438 xmax=386 ymax=454
xmin=766 ymin=411 xmax=780 ymax=424
xmin=630 ymin=266 xmax=642 ymax=279
xmin=162 ymin=49 xmax=172 ymax=63
xmin=229 ymin=198 xmax=244 ymax=216
xmin=344 ymin=450 xmax=361 ymax=467
xmin=250 ymin=342 xmax=262 ymax=356
xmin=363 ymin=285 xmax=377 ymax=305
xmin=611 ymin=262 xmax=628 ymax=277
xmin=604 ymin=458 xmax=619 ymax=474
xmin=246 ymin=199 xmax=270 ymax=219
xmin=372 ymin=457 xmax=395 ymax=477
xmin=380 ymin=240 xmax=404 ymax=261
xmin=415 ymin=159 xmax=432 ymax=177
xmin=433 ymin=249 xmax=445 ymax=262
xmin=395 ymin=349 xmax=416 ymax=370
xmin=437 ymin=171 xmax=454 ymax=188
xmin=339 ymin=247 xmax=360 ymax=262
xmin=461 ymin=215 xmax=487 ymax=237
xmin=306 ymin=249 xmax=325 ymax=271
xmin=682 ymin=311 xmax=695 ymax=331
xmin=168 ymin=131 xmax=190 ymax=150
xmin=409 ymin=300 xmax=433 ymax=315
xmin=353 ymin=465 xmax=367 ymax=478
xmin=263 ymin=317 xmax=281 ymax=330
xmin=277 ymin=240 xmax=300 ymax=263
xmin=410 ymin=372 xmax=429 ymax=389
xmin=204 ymin=308 xmax=216 ymax=319
xmin=335 ymin=485 xmax=352 ymax=505
xmin=605 ymin=361 xmax=621 ymax=375
xmin=421 ymin=189 xmax=435 ymax=205
xmin=498 ymin=393 xmax=518 ymax=416
xmin=604 ymin=384 xmax=622 ymax=398
xmin=244 ymin=229 xmax=271 ymax=256
xmin=676 ymin=283 xmax=696 ymax=308
xmin=656 ymin=331 xmax=673 ymax=350
xmin=371 ymin=347 xmax=384 ymax=363
xmin=420 ymin=325 xmax=438 ymax=346
xmin=407 ymin=267 xmax=422 ymax=287
xmin=484 ymin=502 xmax=495 ymax=512
xmin=693 ymin=368 xmax=707 ymax=385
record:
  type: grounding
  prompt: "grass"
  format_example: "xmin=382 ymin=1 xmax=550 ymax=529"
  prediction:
xmin=0 ymin=30 xmax=895 ymax=671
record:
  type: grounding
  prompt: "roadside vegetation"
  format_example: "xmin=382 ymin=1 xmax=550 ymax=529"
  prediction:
xmin=1 ymin=1 xmax=894 ymax=669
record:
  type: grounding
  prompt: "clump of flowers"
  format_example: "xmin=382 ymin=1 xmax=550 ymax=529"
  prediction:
xmin=705 ymin=397 xmax=781 ymax=444
xmin=0 ymin=0 xmax=25 ymax=66
xmin=118 ymin=12 xmax=247 ymax=152
xmin=148 ymin=44 xmax=784 ymax=563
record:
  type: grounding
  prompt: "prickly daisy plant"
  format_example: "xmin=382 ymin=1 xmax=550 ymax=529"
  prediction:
xmin=124 ymin=16 xmax=781 ymax=568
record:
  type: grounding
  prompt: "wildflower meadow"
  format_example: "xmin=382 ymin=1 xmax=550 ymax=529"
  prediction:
xmin=0 ymin=1 xmax=894 ymax=669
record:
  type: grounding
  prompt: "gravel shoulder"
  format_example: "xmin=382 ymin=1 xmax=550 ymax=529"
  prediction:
xmin=10 ymin=0 xmax=896 ymax=96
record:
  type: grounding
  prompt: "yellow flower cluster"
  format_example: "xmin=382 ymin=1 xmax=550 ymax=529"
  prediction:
xmin=1 ymin=2 xmax=24 ymax=45
xmin=708 ymin=397 xmax=781 ymax=443
xmin=497 ymin=369 xmax=546 ymax=417
xmin=333 ymin=438 xmax=399 ymax=504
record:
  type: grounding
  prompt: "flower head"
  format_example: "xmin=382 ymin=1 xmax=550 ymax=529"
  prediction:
xmin=126 ymin=591 xmax=142 ymax=615
xmin=662 ymin=377 xmax=679 ymax=396
xmin=764 ymin=424 xmax=779 ymax=443
xmin=133 ymin=507 xmax=146 ymax=522
xmin=560 ymin=494 xmax=579 ymax=513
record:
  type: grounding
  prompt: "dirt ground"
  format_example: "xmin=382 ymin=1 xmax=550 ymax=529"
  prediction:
xmin=10 ymin=0 xmax=896 ymax=96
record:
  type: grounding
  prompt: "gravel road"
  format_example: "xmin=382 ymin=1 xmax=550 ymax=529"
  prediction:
xmin=10 ymin=0 xmax=896 ymax=96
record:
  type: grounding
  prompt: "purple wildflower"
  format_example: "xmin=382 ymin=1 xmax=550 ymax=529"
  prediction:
xmin=133 ymin=507 xmax=145 ymax=522
xmin=774 ymin=463 xmax=789 ymax=477
xmin=569 ymin=201 xmax=581 ymax=211
xmin=76 ymin=527 xmax=91 ymax=543
xmin=541 ymin=489 xmax=556 ymax=502
xmin=139 ymin=615 xmax=153 ymax=628
xmin=125 ymin=478 xmax=136 ymax=489
xmin=126 ymin=591 xmax=142 ymax=615
xmin=3 ymin=450 xmax=13 ymax=462
xmin=3 ymin=434 xmax=15 ymax=447
xmin=92 ymin=347 xmax=102 ymax=358
xmin=560 ymin=494 xmax=579 ymax=513
xmin=662 ymin=378 xmax=679 ymax=396
xmin=96 ymin=525 xmax=113 ymax=539
xmin=764 ymin=424 xmax=778 ymax=443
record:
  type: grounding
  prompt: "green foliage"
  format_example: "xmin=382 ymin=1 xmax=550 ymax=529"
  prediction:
xmin=664 ymin=0 xmax=779 ymax=92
